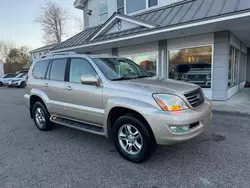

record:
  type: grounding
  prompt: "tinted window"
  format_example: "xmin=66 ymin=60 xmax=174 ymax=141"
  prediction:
xmin=50 ymin=59 xmax=67 ymax=81
xmin=149 ymin=0 xmax=158 ymax=7
xmin=69 ymin=58 xmax=96 ymax=83
xmin=33 ymin=60 xmax=50 ymax=79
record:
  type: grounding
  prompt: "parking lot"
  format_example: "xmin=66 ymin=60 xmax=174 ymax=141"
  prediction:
xmin=0 ymin=87 xmax=250 ymax=188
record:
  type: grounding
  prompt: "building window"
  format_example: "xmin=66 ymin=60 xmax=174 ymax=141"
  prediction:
xmin=149 ymin=0 xmax=158 ymax=7
xmin=99 ymin=4 xmax=108 ymax=23
xmin=123 ymin=52 xmax=157 ymax=76
xmin=169 ymin=46 xmax=212 ymax=88
xmin=117 ymin=0 xmax=124 ymax=14
xmin=125 ymin=0 xmax=158 ymax=14
xmin=228 ymin=47 xmax=240 ymax=87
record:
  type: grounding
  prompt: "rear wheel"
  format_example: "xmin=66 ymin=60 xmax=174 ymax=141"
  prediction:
xmin=0 ymin=82 xmax=3 ymax=87
xmin=32 ymin=102 xmax=53 ymax=131
xmin=112 ymin=115 xmax=155 ymax=163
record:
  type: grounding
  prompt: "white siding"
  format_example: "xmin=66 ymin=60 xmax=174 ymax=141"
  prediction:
xmin=106 ymin=21 xmax=139 ymax=35
xmin=86 ymin=0 xmax=116 ymax=27
xmin=167 ymin=33 xmax=214 ymax=50
xmin=118 ymin=41 xmax=158 ymax=56
xmin=0 ymin=63 xmax=4 ymax=77
xmin=159 ymin=0 xmax=184 ymax=6
xmin=230 ymin=34 xmax=241 ymax=49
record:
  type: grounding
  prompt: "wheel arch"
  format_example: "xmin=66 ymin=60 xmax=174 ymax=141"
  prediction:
xmin=106 ymin=106 xmax=156 ymax=144
xmin=29 ymin=95 xmax=47 ymax=119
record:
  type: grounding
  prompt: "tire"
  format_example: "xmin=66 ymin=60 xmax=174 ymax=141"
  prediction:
xmin=112 ymin=115 xmax=155 ymax=163
xmin=20 ymin=81 xmax=26 ymax=88
xmin=32 ymin=102 xmax=53 ymax=131
xmin=0 ymin=82 xmax=3 ymax=87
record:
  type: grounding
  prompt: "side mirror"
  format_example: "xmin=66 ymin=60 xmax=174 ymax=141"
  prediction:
xmin=80 ymin=74 xmax=101 ymax=86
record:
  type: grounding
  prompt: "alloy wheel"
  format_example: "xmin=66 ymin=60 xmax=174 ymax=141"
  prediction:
xmin=118 ymin=124 xmax=143 ymax=155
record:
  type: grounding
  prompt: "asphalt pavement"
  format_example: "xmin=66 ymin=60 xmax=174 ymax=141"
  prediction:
xmin=0 ymin=87 xmax=250 ymax=188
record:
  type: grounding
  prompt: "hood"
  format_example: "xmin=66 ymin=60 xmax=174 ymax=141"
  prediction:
xmin=114 ymin=77 xmax=199 ymax=95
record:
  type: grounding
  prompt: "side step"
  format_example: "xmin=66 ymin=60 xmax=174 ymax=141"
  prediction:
xmin=50 ymin=116 xmax=105 ymax=136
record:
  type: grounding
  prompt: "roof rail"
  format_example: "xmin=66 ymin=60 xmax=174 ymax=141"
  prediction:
xmin=41 ymin=51 xmax=77 ymax=58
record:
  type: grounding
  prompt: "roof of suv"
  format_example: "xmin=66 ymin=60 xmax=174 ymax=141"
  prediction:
xmin=39 ymin=52 xmax=121 ymax=60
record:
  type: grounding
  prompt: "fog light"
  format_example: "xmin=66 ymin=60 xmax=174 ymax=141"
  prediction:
xmin=170 ymin=125 xmax=189 ymax=133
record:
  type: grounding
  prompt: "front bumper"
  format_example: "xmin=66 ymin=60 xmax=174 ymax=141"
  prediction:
xmin=11 ymin=82 xmax=20 ymax=86
xmin=146 ymin=101 xmax=212 ymax=145
xmin=24 ymin=94 xmax=30 ymax=108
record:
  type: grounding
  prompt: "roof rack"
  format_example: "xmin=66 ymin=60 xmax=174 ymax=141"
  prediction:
xmin=41 ymin=51 xmax=77 ymax=58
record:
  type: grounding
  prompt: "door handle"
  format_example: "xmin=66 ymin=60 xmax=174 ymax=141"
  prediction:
xmin=66 ymin=86 xmax=72 ymax=90
xmin=45 ymin=83 xmax=49 ymax=87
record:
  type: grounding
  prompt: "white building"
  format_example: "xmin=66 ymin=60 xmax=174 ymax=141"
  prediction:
xmin=51 ymin=0 xmax=250 ymax=101
xmin=29 ymin=43 xmax=57 ymax=62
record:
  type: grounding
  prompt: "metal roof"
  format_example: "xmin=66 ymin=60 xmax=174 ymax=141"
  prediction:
xmin=52 ymin=0 xmax=250 ymax=51
xmin=52 ymin=25 xmax=99 ymax=50
xmin=30 ymin=43 xmax=58 ymax=53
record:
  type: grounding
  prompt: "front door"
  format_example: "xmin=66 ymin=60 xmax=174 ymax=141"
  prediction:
xmin=63 ymin=58 xmax=103 ymax=126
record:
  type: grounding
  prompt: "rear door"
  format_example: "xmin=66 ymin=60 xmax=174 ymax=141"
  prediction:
xmin=63 ymin=58 xmax=103 ymax=126
xmin=44 ymin=58 xmax=68 ymax=117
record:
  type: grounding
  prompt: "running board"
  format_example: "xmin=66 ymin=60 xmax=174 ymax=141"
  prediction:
xmin=50 ymin=116 xmax=105 ymax=136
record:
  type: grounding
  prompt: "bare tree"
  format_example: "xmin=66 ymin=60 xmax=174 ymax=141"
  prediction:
xmin=35 ymin=1 xmax=69 ymax=44
xmin=74 ymin=16 xmax=84 ymax=33
xmin=0 ymin=39 xmax=15 ymax=63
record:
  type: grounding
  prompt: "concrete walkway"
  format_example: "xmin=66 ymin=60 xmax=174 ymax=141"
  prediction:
xmin=212 ymin=88 xmax=250 ymax=115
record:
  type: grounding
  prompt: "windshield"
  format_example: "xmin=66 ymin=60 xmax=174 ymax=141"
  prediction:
xmin=16 ymin=73 xmax=25 ymax=78
xmin=93 ymin=58 xmax=152 ymax=81
xmin=4 ymin=73 xmax=17 ymax=78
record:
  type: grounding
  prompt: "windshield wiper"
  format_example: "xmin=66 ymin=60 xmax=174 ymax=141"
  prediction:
xmin=135 ymin=75 xmax=153 ymax=78
xmin=111 ymin=77 xmax=134 ymax=81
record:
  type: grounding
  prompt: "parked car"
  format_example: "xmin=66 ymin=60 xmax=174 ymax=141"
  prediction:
xmin=169 ymin=63 xmax=211 ymax=80
xmin=24 ymin=53 xmax=212 ymax=163
xmin=10 ymin=72 xmax=28 ymax=88
xmin=182 ymin=64 xmax=211 ymax=88
xmin=5 ymin=72 xmax=27 ymax=87
xmin=0 ymin=73 xmax=18 ymax=87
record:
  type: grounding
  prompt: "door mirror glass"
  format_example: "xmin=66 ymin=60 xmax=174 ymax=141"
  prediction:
xmin=80 ymin=74 xmax=100 ymax=86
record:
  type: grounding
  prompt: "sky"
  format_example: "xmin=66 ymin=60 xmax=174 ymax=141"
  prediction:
xmin=0 ymin=0 xmax=83 ymax=50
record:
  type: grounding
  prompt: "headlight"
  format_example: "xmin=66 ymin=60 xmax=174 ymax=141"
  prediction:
xmin=182 ymin=73 xmax=187 ymax=80
xmin=153 ymin=94 xmax=189 ymax=111
xmin=206 ymin=74 xmax=211 ymax=80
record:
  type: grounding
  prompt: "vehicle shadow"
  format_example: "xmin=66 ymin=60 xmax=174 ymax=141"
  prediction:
xmin=51 ymin=124 xmax=217 ymax=165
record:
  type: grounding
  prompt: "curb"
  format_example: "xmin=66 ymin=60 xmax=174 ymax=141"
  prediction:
xmin=212 ymin=109 xmax=250 ymax=117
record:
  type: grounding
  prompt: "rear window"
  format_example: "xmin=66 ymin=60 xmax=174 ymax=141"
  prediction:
xmin=33 ymin=60 xmax=50 ymax=79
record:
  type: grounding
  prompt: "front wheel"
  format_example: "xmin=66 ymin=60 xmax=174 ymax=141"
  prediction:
xmin=20 ymin=81 xmax=26 ymax=88
xmin=32 ymin=102 xmax=53 ymax=131
xmin=112 ymin=115 xmax=155 ymax=163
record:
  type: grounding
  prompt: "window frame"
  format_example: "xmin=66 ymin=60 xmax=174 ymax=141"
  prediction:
xmin=99 ymin=3 xmax=109 ymax=23
xmin=167 ymin=44 xmax=214 ymax=89
xmin=124 ymin=0 xmax=159 ymax=15
xmin=68 ymin=57 xmax=99 ymax=84
xmin=48 ymin=58 xmax=69 ymax=82
xmin=117 ymin=0 xmax=125 ymax=14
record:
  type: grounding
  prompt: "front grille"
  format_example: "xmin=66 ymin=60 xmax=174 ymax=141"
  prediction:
xmin=187 ymin=75 xmax=206 ymax=81
xmin=184 ymin=88 xmax=204 ymax=108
